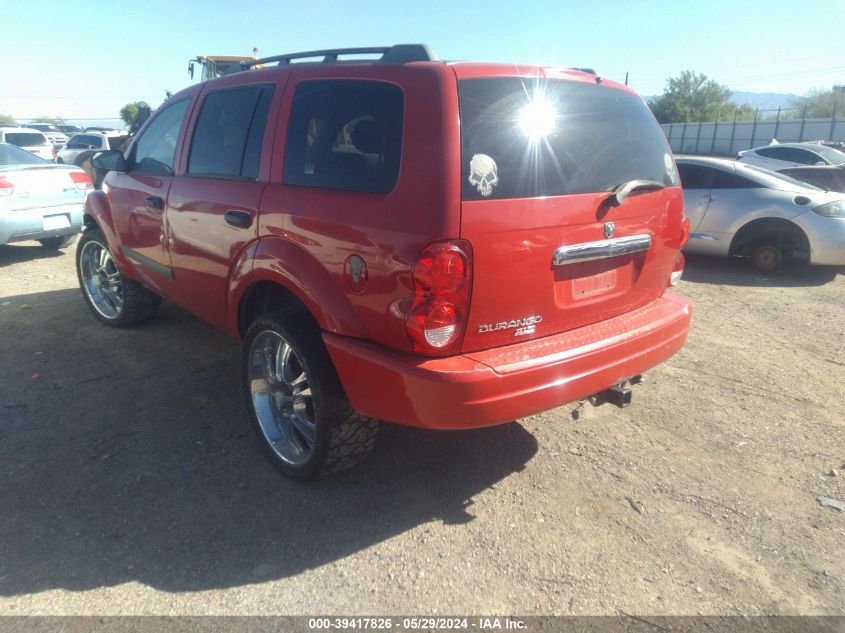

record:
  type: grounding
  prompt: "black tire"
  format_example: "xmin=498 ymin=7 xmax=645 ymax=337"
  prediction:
xmin=39 ymin=234 xmax=77 ymax=249
xmin=76 ymin=228 xmax=161 ymax=327
xmin=242 ymin=312 xmax=379 ymax=481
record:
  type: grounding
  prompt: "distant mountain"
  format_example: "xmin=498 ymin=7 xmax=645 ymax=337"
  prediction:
xmin=730 ymin=91 xmax=797 ymax=111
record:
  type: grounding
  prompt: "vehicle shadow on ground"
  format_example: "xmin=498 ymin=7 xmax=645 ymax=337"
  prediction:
xmin=682 ymin=253 xmax=844 ymax=288
xmin=0 ymin=289 xmax=537 ymax=596
xmin=0 ymin=243 xmax=71 ymax=268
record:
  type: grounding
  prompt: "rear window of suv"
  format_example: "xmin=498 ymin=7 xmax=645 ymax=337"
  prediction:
xmin=5 ymin=133 xmax=47 ymax=147
xmin=459 ymin=78 xmax=674 ymax=200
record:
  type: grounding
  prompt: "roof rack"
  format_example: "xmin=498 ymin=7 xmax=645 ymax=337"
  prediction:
xmin=242 ymin=44 xmax=438 ymax=69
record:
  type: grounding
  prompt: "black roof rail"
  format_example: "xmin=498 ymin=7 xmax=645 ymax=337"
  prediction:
xmin=570 ymin=67 xmax=597 ymax=75
xmin=243 ymin=44 xmax=438 ymax=69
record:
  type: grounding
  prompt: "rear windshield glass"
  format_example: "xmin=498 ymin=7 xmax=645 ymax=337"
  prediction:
xmin=459 ymin=78 xmax=675 ymax=200
xmin=0 ymin=143 xmax=49 ymax=165
xmin=5 ymin=133 xmax=47 ymax=147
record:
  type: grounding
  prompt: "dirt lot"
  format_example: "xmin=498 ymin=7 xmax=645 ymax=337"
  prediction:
xmin=0 ymin=240 xmax=843 ymax=616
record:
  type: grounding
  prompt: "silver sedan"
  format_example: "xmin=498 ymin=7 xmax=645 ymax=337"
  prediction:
xmin=0 ymin=142 xmax=92 ymax=249
xmin=677 ymin=156 xmax=845 ymax=270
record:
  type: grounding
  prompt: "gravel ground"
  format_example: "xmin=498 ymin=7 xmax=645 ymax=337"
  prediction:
xmin=0 ymin=240 xmax=843 ymax=616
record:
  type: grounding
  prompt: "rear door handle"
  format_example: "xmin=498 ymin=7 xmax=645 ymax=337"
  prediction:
xmin=145 ymin=195 xmax=164 ymax=210
xmin=224 ymin=210 xmax=253 ymax=229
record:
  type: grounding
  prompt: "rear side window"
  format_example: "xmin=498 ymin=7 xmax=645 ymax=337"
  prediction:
xmin=459 ymin=78 xmax=675 ymax=200
xmin=757 ymin=146 xmax=820 ymax=165
xmin=107 ymin=136 xmax=128 ymax=150
xmin=5 ymin=133 xmax=47 ymax=147
xmin=677 ymin=164 xmax=713 ymax=189
xmin=188 ymin=85 xmax=274 ymax=179
xmin=132 ymin=98 xmax=190 ymax=176
xmin=712 ymin=170 xmax=761 ymax=189
xmin=284 ymin=80 xmax=403 ymax=194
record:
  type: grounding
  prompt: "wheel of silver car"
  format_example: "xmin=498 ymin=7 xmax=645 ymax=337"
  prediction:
xmin=79 ymin=237 xmax=124 ymax=319
xmin=752 ymin=243 xmax=781 ymax=272
xmin=247 ymin=329 xmax=317 ymax=467
xmin=75 ymin=228 xmax=161 ymax=327
xmin=242 ymin=312 xmax=379 ymax=481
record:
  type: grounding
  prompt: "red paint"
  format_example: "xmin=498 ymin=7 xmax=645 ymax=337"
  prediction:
xmin=85 ymin=56 xmax=691 ymax=429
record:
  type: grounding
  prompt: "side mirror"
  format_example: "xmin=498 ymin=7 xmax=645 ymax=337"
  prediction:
xmin=91 ymin=150 xmax=126 ymax=173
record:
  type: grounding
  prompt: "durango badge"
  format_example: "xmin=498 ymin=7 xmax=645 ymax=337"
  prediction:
xmin=478 ymin=315 xmax=543 ymax=337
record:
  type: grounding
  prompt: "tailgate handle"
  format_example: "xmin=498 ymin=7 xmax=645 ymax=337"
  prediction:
xmin=552 ymin=234 xmax=652 ymax=266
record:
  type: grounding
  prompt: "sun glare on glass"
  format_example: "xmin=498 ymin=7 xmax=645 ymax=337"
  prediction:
xmin=518 ymin=95 xmax=556 ymax=141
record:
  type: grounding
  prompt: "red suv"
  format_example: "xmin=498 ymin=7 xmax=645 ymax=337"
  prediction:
xmin=79 ymin=45 xmax=692 ymax=480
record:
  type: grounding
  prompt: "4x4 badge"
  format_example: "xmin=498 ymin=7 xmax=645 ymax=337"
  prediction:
xmin=604 ymin=222 xmax=615 ymax=239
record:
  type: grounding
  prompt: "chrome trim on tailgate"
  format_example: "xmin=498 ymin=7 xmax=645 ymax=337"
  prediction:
xmin=552 ymin=234 xmax=652 ymax=266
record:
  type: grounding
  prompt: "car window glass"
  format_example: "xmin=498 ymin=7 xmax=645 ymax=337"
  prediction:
xmin=188 ymin=85 xmax=274 ymax=179
xmin=107 ymin=136 xmax=127 ymax=150
xmin=66 ymin=135 xmax=83 ymax=149
xmin=459 ymin=78 xmax=674 ymax=199
xmin=5 ymin=133 xmax=47 ymax=147
xmin=677 ymin=164 xmax=713 ymax=189
xmin=755 ymin=147 xmax=786 ymax=159
xmin=0 ymin=143 xmax=48 ymax=165
xmin=79 ymin=134 xmax=99 ymax=148
xmin=712 ymin=170 xmax=761 ymax=189
xmin=284 ymin=80 xmax=403 ymax=194
xmin=131 ymin=99 xmax=190 ymax=176
xmin=790 ymin=149 xmax=822 ymax=165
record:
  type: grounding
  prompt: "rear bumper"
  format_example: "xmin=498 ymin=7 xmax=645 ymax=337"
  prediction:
xmin=0 ymin=203 xmax=83 ymax=245
xmin=324 ymin=293 xmax=693 ymax=429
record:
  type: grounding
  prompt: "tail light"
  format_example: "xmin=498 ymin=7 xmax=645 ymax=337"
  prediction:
xmin=0 ymin=176 xmax=13 ymax=196
xmin=669 ymin=253 xmax=684 ymax=286
xmin=68 ymin=171 xmax=93 ymax=191
xmin=405 ymin=240 xmax=472 ymax=355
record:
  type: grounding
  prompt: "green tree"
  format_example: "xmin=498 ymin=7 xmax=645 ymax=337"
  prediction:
xmin=0 ymin=113 xmax=16 ymax=125
xmin=790 ymin=89 xmax=845 ymax=118
xmin=648 ymin=71 xmax=734 ymax=124
xmin=120 ymin=102 xmax=142 ymax=127
xmin=32 ymin=116 xmax=65 ymax=125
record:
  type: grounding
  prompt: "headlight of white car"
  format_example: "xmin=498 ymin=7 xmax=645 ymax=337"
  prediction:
xmin=812 ymin=201 xmax=845 ymax=217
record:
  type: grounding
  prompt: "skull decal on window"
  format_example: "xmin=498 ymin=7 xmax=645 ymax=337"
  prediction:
xmin=468 ymin=153 xmax=499 ymax=197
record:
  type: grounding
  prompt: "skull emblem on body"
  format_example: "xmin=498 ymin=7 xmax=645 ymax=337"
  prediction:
xmin=468 ymin=154 xmax=499 ymax=197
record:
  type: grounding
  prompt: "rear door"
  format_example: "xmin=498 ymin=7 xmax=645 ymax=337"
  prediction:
xmin=677 ymin=162 xmax=714 ymax=231
xmin=167 ymin=82 xmax=277 ymax=331
xmin=457 ymin=75 xmax=683 ymax=353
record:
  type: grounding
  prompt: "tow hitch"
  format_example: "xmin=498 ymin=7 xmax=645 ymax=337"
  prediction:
xmin=588 ymin=375 xmax=644 ymax=409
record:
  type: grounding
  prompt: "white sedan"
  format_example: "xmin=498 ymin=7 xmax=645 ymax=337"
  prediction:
xmin=677 ymin=156 xmax=845 ymax=270
xmin=0 ymin=142 xmax=92 ymax=248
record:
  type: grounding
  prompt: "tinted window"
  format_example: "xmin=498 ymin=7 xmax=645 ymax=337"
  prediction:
xmin=0 ymin=143 xmax=48 ymax=165
xmin=712 ymin=170 xmax=761 ymax=189
xmin=459 ymin=78 xmax=674 ymax=200
xmin=677 ymin=164 xmax=713 ymax=189
xmin=76 ymin=134 xmax=101 ymax=149
xmin=284 ymin=80 xmax=403 ymax=193
xmin=188 ymin=85 xmax=274 ymax=179
xmin=107 ymin=136 xmax=128 ymax=150
xmin=5 ymin=133 xmax=47 ymax=147
xmin=131 ymin=99 xmax=190 ymax=176
xmin=757 ymin=146 xmax=820 ymax=165
xmin=65 ymin=135 xmax=84 ymax=149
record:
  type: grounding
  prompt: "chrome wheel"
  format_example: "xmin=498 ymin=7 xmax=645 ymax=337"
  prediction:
xmin=79 ymin=240 xmax=124 ymax=319
xmin=247 ymin=330 xmax=317 ymax=466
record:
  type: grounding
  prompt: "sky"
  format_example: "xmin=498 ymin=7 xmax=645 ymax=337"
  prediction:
xmin=2 ymin=0 xmax=844 ymax=126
